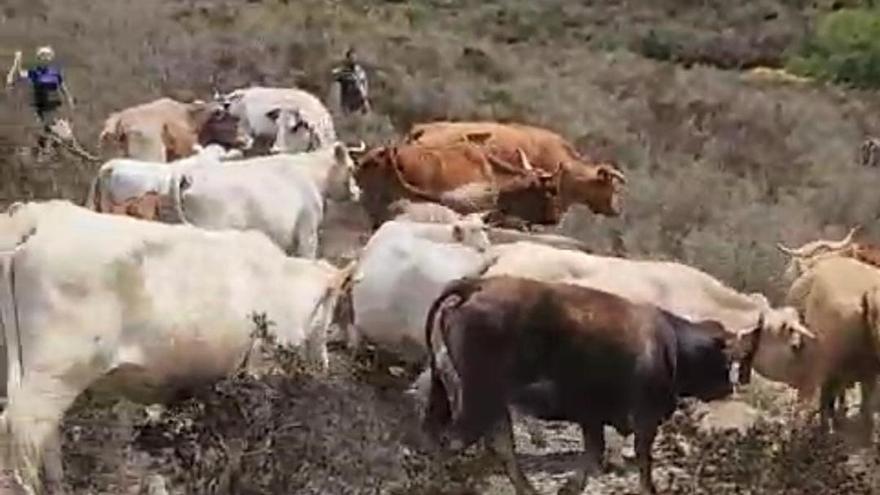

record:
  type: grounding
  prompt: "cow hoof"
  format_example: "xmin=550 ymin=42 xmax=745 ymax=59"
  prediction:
xmin=557 ymin=478 xmax=584 ymax=495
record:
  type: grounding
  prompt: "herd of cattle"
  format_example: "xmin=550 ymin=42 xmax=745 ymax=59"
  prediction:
xmin=3 ymin=84 xmax=880 ymax=495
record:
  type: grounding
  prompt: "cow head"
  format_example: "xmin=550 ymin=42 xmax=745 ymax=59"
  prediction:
xmin=777 ymin=226 xmax=860 ymax=282
xmin=451 ymin=213 xmax=492 ymax=252
xmin=497 ymin=169 xmax=560 ymax=225
xmin=215 ymin=89 xmax=245 ymax=114
xmin=677 ymin=319 xmax=735 ymax=401
xmin=734 ymin=307 xmax=816 ymax=385
xmin=268 ymin=107 xmax=317 ymax=154
xmin=555 ymin=161 xmax=626 ymax=217
xmin=187 ymin=101 xmax=247 ymax=150
xmin=325 ymin=142 xmax=362 ymax=203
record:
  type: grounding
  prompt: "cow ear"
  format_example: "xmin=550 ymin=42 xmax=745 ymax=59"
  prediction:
xmin=265 ymin=108 xmax=281 ymax=121
xmin=452 ymin=224 xmax=464 ymax=242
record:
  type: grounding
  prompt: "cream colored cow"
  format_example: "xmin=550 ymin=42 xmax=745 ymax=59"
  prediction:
xmin=0 ymin=200 xmax=354 ymax=494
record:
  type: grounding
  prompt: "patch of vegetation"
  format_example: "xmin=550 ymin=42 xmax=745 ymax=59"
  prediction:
xmin=788 ymin=7 xmax=880 ymax=88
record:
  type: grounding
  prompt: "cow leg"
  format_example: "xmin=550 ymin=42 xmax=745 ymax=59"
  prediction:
xmin=634 ymin=424 xmax=659 ymax=495
xmin=304 ymin=322 xmax=330 ymax=373
xmin=819 ymin=381 xmax=839 ymax=433
xmin=485 ymin=412 xmax=538 ymax=495
xmin=558 ymin=422 xmax=604 ymax=495
xmin=42 ymin=427 xmax=66 ymax=495
xmin=4 ymin=376 xmax=83 ymax=495
xmin=510 ymin=409 xmax=547 ymax=448
xmin=860 ymin=378 xmax=876 ymax=436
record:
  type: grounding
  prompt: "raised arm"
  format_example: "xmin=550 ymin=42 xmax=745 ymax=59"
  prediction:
xmin=5 ymin=51 xmax=25 ymax=88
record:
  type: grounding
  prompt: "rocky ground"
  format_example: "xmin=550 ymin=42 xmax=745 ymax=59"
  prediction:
xmin=50 ymin=332 xmax=880 ymax=495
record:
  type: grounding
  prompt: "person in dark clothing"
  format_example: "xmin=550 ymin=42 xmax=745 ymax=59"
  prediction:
xmin=6 ymin=46 xmax=76 ymax=152
xmin=331 ymin=48 xmax=371 ymax=115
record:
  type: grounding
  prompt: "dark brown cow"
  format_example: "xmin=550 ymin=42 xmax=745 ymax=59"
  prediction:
xmin=422 ymin=276 xmax=735 ymax=495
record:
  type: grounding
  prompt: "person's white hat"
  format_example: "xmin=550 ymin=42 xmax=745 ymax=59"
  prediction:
xmin=36 ymin=46 xmax=55 ymax=60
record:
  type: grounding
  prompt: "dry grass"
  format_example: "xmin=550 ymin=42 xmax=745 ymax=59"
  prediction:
xmin=5 ymin=1 xmax=880 ymax=491
xmin=3 ymin=0 xmax=880 ymax=299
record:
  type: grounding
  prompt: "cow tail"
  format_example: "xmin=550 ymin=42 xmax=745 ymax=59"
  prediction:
xmin=304 ymin=260 xmax=360 ymax=361
xmin=170 ymin=171 xmax=191 ymax=225
xmin=424 ymin=277 xmax=484 ymax=375
xmin=310 ymin=259 xmax=360 ymax=324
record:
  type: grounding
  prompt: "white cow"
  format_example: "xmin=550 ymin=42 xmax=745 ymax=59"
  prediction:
xmin=386 ymin=198 xmax=594 ymax=253
xmin=86 ymin=144 xmax=241 ymax=218
xmin=482 ymin=241 xmax=816 ymax=386
xmin=0 ymin=200 xmax=354 ymax=494
xmin=172 ymin=142 xmax=361 ymax=257
xmin=217 ymin=86 xmax=337 ymax=154
xmin=347 ymin=218 xmax=492 ymax=361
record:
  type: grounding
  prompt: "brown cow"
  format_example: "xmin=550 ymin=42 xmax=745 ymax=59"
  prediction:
xmin=408 ymin=121 xmax=625 ymax=182
xmin=99 ymin=97 xmax=245 ymax=162
xmin=406 ymin=121 xmax=598 ymax=176
xmin=354 ymin=142 xmax=530 ymax=227
xmin=356 ymin=142 xmax=622 ymax=228
xmin=408 ymin=121 xmax=625 ymax=214
xmin=422 ymin=275 xmax=736 ymax=495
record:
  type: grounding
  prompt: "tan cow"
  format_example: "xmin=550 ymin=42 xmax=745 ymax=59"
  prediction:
xmin=777 ymin=226 xmax=880 ymax=285
xmin=99 ymin=97 xmax=245 ymax=162
xmin=785 ymin=257 xmax=880 ymax=432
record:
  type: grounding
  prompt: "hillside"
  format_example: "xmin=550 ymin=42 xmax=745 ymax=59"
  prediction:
xmin=4 ymin=0 xmax=880 ymax=493
xmin=3 ymin=0 xmax=880 ymax=300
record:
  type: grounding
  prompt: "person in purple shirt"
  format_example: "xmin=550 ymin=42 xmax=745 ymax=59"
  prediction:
xmin=6 ymin=46 xmax=75 ymax=152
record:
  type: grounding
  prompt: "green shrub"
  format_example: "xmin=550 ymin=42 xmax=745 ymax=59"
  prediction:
xmin=788 ymin=8 xmax=880 ymax=87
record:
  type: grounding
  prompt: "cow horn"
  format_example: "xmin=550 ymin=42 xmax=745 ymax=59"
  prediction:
xmin=777 ymin=227 xmax=860 ymax=258
xmin=792 ymin=322 xmax=817 ymax=339
xmin=826 ymin=225 xmax=860 ymax=250
xmin=346 ymin=141 xmax=367 ymax=154
xmin=603 ymin=166 xmax=626 ymax=184
xmin=517 ymin=149 xmax=533 ymax=171
xmin=776 ymin=242 xmax=805 ymax=256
